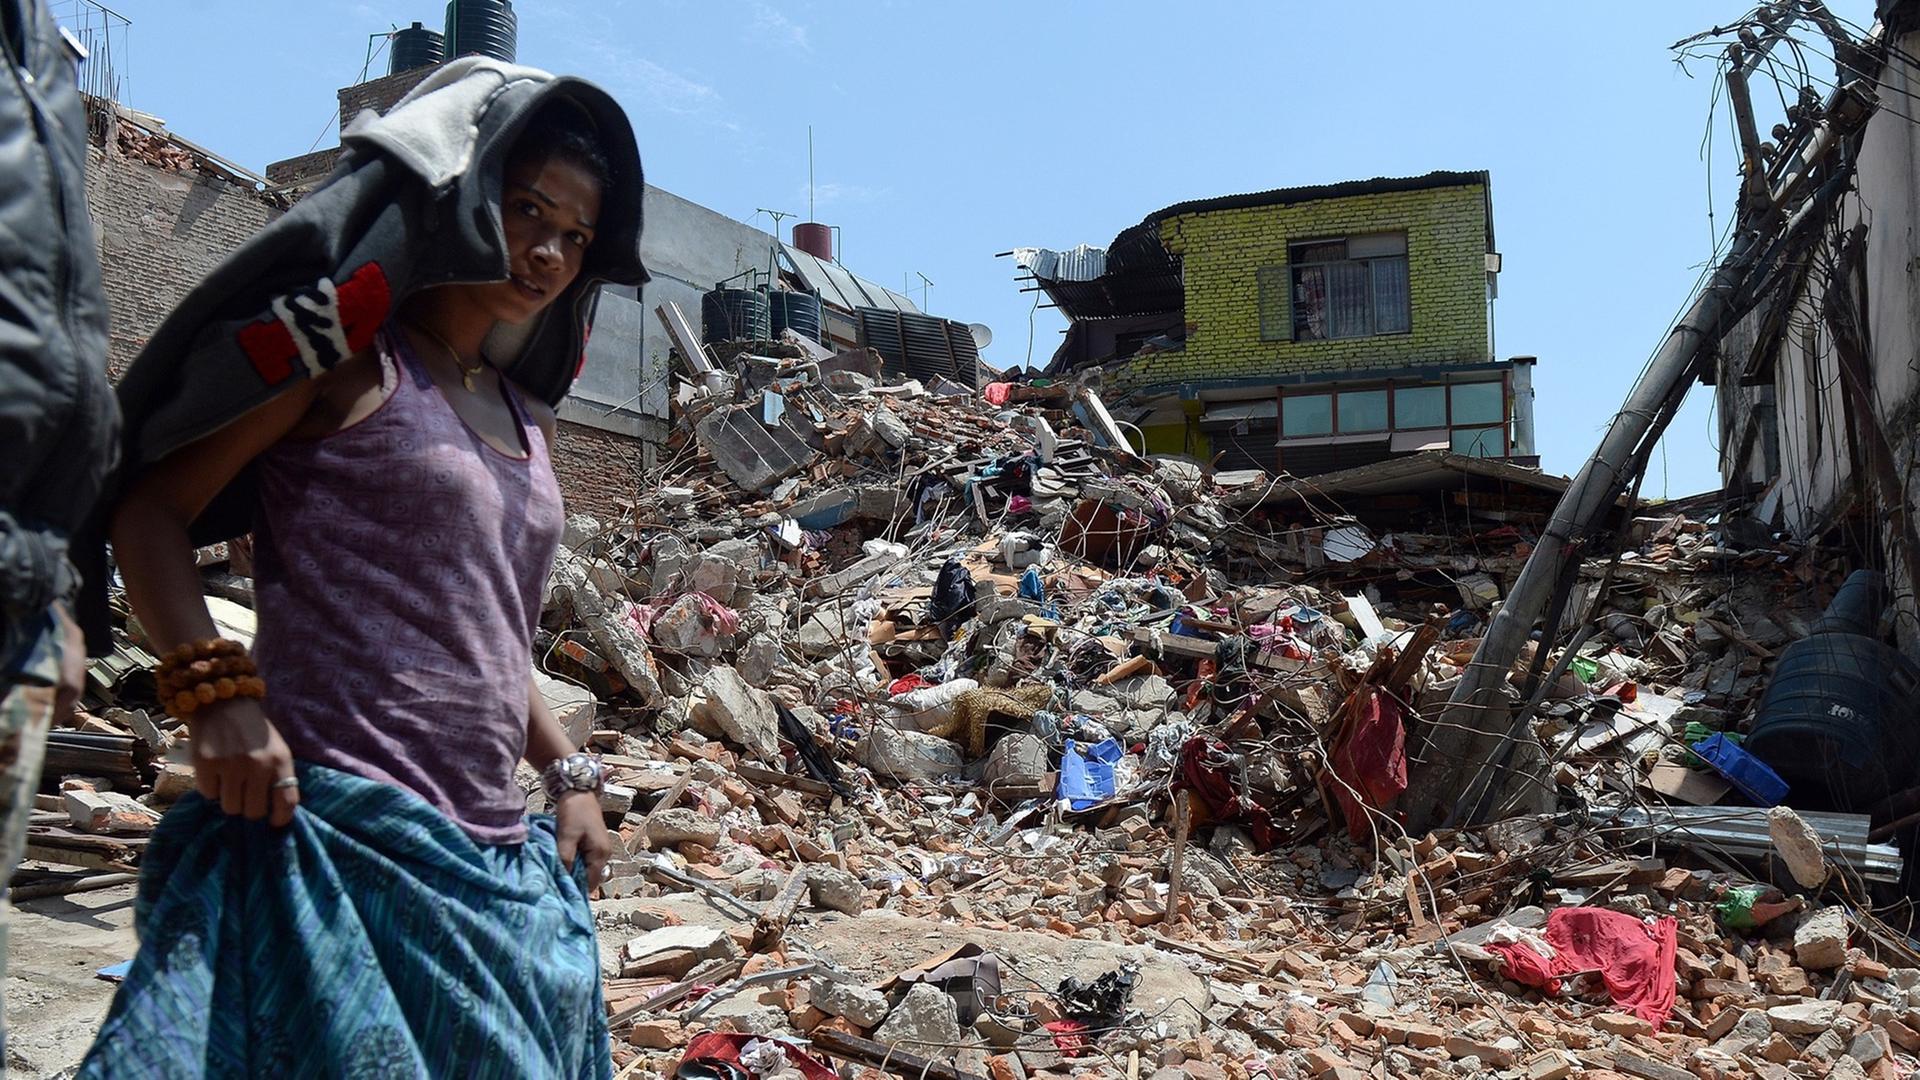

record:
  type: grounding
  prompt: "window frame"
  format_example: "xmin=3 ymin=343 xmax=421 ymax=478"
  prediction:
xmin=1277 ymin=377 xmax=1512 ymax=458
xmin=1282 ymin=233 xmax=1412 ymax=343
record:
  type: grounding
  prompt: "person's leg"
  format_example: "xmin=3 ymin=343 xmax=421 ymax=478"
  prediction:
xmin=0 ymin=668 xmax=60 ymax=1059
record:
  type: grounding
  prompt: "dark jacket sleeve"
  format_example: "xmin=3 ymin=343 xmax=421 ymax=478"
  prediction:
xmin=0 ymin=0 xmax=121 ymax=663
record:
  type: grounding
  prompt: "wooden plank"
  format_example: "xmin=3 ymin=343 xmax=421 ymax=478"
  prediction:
xmin=1165 ymin=790 xmax=1192 ymax=922
xmin=809 ymin=1027 xmax=990 ymax=1080
xmin=734 ymin=761 xmax=834 ymax=798
xmin=635 ymin=771 xmax=695 ymax=852
xmin=1648 ymin=763 xmax=1732 ymax=806
xmin=749 ymin=870 xmax=811 ymax=953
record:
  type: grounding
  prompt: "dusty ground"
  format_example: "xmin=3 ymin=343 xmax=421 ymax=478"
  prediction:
xmin=6 ymin=884 xmax=1215 ymax=1077
xmin=5 ymin=882 xmax=138 ymax=1080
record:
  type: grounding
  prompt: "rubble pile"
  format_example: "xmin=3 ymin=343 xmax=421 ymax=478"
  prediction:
xmin=23 ymin=333 xmax=1920 ymax=1080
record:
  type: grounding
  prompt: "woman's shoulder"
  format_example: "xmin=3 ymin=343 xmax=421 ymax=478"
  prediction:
xmin=509 ymin=380 xmax=557 ymax=442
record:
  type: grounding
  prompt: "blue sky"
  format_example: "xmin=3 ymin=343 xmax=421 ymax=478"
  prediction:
xmin=84 ymin=0 xmax=1883 ymax=496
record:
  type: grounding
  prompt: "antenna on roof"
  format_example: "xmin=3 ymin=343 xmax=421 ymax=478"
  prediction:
xmin=808 ymin=125 xmax=815 ymax=224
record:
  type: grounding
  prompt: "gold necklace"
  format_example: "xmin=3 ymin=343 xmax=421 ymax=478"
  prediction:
xmin=411 ymin=322 xmax=485 ymax=392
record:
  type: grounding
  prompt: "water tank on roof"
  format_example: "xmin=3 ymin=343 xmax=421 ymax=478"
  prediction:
xmin=769 ymin=291 xmax=825 ymax=345
xmin=792 ymin=222 xmax=833 ymax=261
xmin=444 ymin=0 xmax=517 ymax=63
xmin=389 ymin=22 xmax=445 ymax=75
xmin=702 ymin=289 xmax=771 ymax=345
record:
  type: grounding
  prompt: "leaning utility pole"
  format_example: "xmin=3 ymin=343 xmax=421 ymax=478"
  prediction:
xmin=1399 ymin=7 xmax=1887 ymax=833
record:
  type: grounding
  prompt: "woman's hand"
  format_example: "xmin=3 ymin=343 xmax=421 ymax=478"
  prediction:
xmin=190 ymin=697 xmax=299 ymax=826
xmin=552 ymin=790 xmax=612 ymax=889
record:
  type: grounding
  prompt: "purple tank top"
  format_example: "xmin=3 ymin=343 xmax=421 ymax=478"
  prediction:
xmin=251 ymin=325 xmax=564 ymax=844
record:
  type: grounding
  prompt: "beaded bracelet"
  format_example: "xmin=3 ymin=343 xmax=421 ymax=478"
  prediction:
xmin=153 ymin=637 xmax=266 ymax=719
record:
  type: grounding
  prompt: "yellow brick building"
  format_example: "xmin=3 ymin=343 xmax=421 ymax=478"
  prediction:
xmin=1014 ymin=171 xmax=1535 ymax=475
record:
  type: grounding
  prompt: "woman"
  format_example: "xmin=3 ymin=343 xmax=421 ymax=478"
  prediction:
xmin=80 ymin=62 xmax=644 ymax=1079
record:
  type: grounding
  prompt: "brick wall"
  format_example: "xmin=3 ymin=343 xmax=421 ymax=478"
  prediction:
xmin=337 ymin=65 xmax=441 ymax=135
xmin=1121 ymin=183 xmax=1490 ymax=392
xmin=551 ymin=419 xmax=649 ymax=520
xmin=83 ymin=144 xmax=283 ymax=379
xmin=264 ymin=146 xmax=340 ymax=189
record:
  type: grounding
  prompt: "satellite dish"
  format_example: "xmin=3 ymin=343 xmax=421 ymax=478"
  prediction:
xmin=967 ymin=322 xmax=993 ymax=350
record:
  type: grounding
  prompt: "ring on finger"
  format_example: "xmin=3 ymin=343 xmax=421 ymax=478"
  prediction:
xmin=271 ymin=776 xmax=300 ymax=790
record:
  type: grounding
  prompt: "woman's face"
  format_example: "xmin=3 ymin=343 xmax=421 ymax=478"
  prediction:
xmin=471 ymin=155 xmax=604 ymax=325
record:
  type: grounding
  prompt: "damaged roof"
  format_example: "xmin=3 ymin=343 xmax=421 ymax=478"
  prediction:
xmin=781 ymin=242 xmax=920 ymax=315
xmin=1015 ymin=169 xmax=1494 ymax=323
xmin=1225 ymin=449 xmax=1575 ymax=509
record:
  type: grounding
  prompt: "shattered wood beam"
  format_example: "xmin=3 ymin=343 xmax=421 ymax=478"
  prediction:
xmin=807 ymin=1029 xmax=990 ymax=1080
xmin=748 ymin=868 xmax=811 ymax=952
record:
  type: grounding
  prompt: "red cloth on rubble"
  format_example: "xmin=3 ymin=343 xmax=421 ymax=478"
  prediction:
xmin=1486 ymin=907 xmax=1679 ymax=1024
xmin=1175 ymin=736 xmax=1281 ymax=849
xmin=983 ymin=381 xmax=1013 ymax=405
xmin=679 ymin=1032 xmax=837 ymax=1080
xmin=1324 ymin=691 xmax=1407 ymax=842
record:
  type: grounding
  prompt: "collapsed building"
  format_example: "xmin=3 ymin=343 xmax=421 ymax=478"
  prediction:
xmin=1011 ymin=170 xmax=1538 ymax=476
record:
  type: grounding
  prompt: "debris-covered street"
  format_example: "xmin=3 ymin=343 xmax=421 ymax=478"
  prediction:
xmin=15 ymin=1 xmax=1920 ymax=1079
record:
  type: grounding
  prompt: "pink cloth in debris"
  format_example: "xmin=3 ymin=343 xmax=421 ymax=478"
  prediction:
xmin=1325 ymin=690 xmax=1407 ymax=842
xmin=983 ymin=381 xmax=1013 ymax=406
xmin=1487 ymin=907 xmax=1679 ymax=1024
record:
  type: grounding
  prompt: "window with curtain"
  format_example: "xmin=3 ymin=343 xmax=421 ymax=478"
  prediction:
xmin=1286 ymin=234 xmax=1410 ymax=341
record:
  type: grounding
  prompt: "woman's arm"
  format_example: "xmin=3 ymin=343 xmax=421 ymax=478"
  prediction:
xmin=112 ymin=378 xmax=326 ymax=826
xmin=527 ymin=683 xmax=612 ymax=885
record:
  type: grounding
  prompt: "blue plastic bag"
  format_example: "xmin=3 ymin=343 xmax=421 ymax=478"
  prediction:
xmin=1058 ymin=738 xmax=1124 ymax=811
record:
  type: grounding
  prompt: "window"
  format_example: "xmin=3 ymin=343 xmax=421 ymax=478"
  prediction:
xmin=1452 ymin=427 xmax=1506 ymax=457
xmin=1338 ymin=389 xmax=1388 ymax=433
xmin=1280 ymin=380 xmax=1510 ymax=458
xmin=1285 ymin=234 xmax=1410 ymax=341
xmin=1394 ymin=385 xmax=1446 ymax=428
xmin=1281 ymin=393 xmax=1332 ymax=436
xmin=1450 ymin=381 xmax=1504 ymax=425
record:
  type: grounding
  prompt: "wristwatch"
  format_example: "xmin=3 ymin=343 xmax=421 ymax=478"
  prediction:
xmin=541 ymin=753 xmax=605 ymax=804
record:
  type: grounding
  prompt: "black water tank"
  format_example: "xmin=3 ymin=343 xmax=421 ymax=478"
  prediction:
xmin=389 ymin=22 xmax=445 ymax=75
xmin=1746 ymin=571 xmax=1920 ymax=810
xmin=702 ymin=289 xmax=771 ymax=344
xmin=769 ymin=291 xmax=825 ymax=345
xmin=445 ymin=0 xmax=517 ymax=63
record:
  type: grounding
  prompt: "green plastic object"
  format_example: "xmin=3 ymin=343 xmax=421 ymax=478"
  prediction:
xmin=1570 ymin=657 xmax=1600 ymax=684
xmin=1716 ymin=884 xmax=1768 ymax=931
xmin=1682 ymin=723 xmax=1738 ymax=767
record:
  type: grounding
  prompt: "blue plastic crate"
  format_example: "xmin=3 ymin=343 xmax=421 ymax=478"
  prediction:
xmin=1690 ymin=733 xmax=1790 ymax=806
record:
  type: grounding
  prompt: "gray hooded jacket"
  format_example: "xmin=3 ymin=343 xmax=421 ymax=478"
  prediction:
xmin=87 ymin=59 xmax=648 ymax=636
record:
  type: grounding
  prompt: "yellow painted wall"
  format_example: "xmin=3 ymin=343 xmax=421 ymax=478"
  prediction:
xmin=1119 ymin=183 xmax=1490 ymax=392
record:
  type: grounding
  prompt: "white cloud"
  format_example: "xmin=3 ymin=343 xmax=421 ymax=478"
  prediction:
xmin=805 ymin=181 xmax=890 ymax=207
xmin=749 ymin=3 xmax=811 ymax=51
xmin=619 ymin=57 xmax=721 ymax=114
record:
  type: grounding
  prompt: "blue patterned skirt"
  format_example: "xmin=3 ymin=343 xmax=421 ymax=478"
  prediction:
xmin=77 ymin=764 xmax=611 ymax=1079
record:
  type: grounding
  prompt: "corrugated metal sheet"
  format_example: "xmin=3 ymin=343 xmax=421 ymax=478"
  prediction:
xmin=1011 ymin=244 xmax=1109 ymax=283
xmin=855 ymin=307 xmax=981 ymax=390
xmin=781 ymin=244 xmax=918 ymax=315
xmin=1012 ymin=222 xmax=1183 ymax=322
